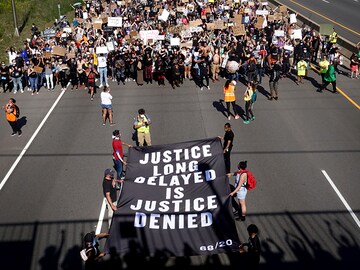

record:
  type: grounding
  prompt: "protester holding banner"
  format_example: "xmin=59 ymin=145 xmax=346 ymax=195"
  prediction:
xmin=102 ymin=168 xmax=118 ymax=228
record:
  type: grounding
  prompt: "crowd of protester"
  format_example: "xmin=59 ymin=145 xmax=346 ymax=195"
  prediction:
xmin=1 ymin=0 xmax=359 ymax=98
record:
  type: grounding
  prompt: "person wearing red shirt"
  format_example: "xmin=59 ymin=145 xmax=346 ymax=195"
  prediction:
xmin=112 ymin=130 xmax=132 ymax=180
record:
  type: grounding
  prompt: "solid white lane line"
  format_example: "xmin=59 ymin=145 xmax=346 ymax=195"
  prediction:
xmin=96 ymin=198 xmax=107 ymax=235
xmin=322 ymin=0 xmax=330 ymax=3
xmin=321 ymin=170 xmax=360 ymax=228
xmin=0 ymin=90 xmax=66 ymax=191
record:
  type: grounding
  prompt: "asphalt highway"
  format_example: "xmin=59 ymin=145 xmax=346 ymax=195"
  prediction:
xmin=275 ymin=0 xmax=360 ymax=44
xmin=0 ymin=62 xmax=359 ymax=269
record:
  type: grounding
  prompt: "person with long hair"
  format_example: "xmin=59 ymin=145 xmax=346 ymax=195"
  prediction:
xmin=243 ymin=81 xmax=255 ymax=124
xmin=100 ymin=87 xmax=114 ymax=126
xmin=223 ymin=79 xmax=239 ymax=120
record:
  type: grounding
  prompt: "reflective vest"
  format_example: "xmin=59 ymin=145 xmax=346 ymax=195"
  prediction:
xmin=319 ymin=59 xmax=329 ymax=74
xmin=329 ymin=32 xmax=337 ymax=44
xmin=137 ymin=115 xmax=150 ymax=133
xmin=224 ymin=85 xmax=236 ymax=102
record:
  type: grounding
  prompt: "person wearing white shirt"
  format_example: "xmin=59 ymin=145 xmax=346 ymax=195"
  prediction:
xmin=100 ymin=87 xmax=114 ymax=126
xmin=97 ymin=53 xmax=109 ymax=88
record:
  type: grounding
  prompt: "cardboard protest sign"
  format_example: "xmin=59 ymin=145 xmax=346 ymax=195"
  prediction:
xmin=170 ymin=38 xmax=180 ymax=46
xmin=189 ymin=19 xmax=203 ymax=27
xmin=279 ymin=5 xmax=287 ymax=14
xmin=67 ymin=52 xmax=76 ymax=59
xmin=255 ymin=16 xmax=265 ymax=29
xmin=33 ymin=66 xmax=43 ymax=73
xmin=268 ymin=15 xmax=275 ymax=22
xmin=207 ymin=23 xmax=215 ymax=30
xmin=319 ymin=24 xmax=334 ymax=36
xmin=181 ymin=41 xmax=193 ymax=48
xmin=93 ymin=23 xmax=102 ymax=29
xmin=52 ymin=46 xmax=66 ymax=56
xmin=43 ymin=51 xmax=52 ymax=59
xmin=214 ymin=20 xmax=225 ymax=29
xmin=233 ymin=25 xmax=246 ymax=36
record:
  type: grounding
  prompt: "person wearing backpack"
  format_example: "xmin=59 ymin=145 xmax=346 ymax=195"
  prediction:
xmin=80 ymin=231 xmax=109 ymax=268
xmin=246 ymin=55 xmax=257 ymax=83
xmin=3 ymin=98 xmax=22 ymax=136
xmin=228 ymin=161 xmax=256 ymax=221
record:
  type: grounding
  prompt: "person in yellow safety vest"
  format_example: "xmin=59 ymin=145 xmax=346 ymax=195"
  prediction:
xmin=133 ymin=108 xmax=152 ymax=147
xmin=296 ymin=58 xmax=308 ymax=85
xmin=319 ymin=54 xmax=329 ymax=84
xmin=329 ymin=29 xmax=338 ymax=45
xmin=224 ymin=79 xmax=240 ymax=120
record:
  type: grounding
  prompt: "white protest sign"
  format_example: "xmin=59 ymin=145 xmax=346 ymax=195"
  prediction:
xmin=170 ymin=38 xmax=180 ymax=46
xmin=83 ymin=12 xmax=88 ymax=20
xmin=292 ymin=29 xmax=302 ymax=39
xmin=96 ymin=46 xmax=108 ymax=54
xmin=139 ymin=30 xmax=160 ymax=40
xmin=256 ymin=10 xmax=269 ymax=16
xmin=284 ymin=45 xmax=294 ymax=51
xmin=106 ymin=41 xmax=115 ymax=51
xmin=160 ymin=9 xmax=170 ymax=21
xmin=63 ymin=27 xmax=72 ymax=33
xmin=274 ymin=30 xmax=285 ymax=37
xmin=290 ymin=13 xmax=297 ymax=24
xmin=107 ymin=17 xmax=122 ymax=27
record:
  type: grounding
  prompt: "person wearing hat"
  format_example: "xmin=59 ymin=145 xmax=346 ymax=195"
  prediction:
xmin=102 ymin=168 xmax=121 ymax=228
xmin=112 ymin=130 xmax=132 ymax=180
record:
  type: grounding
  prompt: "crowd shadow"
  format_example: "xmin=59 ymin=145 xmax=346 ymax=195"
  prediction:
xmin=1 ymin=210 xmax=359 ymax=270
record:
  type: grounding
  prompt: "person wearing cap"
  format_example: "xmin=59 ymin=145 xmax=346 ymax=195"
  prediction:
xmin=102 ymin=168 xmax=120 ymax=228
xmin=112 ymin=130 xmax=132 ymax=180
xmin=223 ymin=79 xmax=240 ymax=120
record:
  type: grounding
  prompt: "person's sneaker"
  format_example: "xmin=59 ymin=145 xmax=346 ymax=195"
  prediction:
xmin=91 ymin=97 xmax=94 ymax=101
xmin=20 ymin=90 xmax=24 ymax=93
xmin=235 ymin=115 xmax=240 ymax=119
xmin=106 ymin=84 xmax=109 ymax=87
xmin=102 ymin=123 xmax=105 ymax=126
xmin=251 ymin=116 xmax=255 ymax=121
xmin=227 ymin=116 xmax=231 ymax=120
xmin=240 ymin=216 xmax=246 ymax=221
xmin=11 ymin=132 xmax=16 ymax=136
xmin=207 ymin=86 xmax=210 ymax=90
xmin=110 ymin=123 xmax=115 ymax=126
xmin=200 ymin=87 xmax=204 ymax=91
xmin=18 ymin=131 xmax=22 ymax=137
xmin=99 ymin=84 xmax=103 ymax=88
xmin=243 ymin=120 xmax=250 ymax=125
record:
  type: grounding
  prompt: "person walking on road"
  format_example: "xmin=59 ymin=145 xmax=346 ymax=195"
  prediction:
xmin=133 ymin=108 xmax=152 ymax=147
xmin=223 ymin=79 xmax=240 ymax=120
xmin=243 ymin=82 xmax=255 ymax=124
xmin=101 ymin=87 xmax=114 ymax=126
xmin=318 ymin=54 xmax=329 ymax=84
xmin=3 ymin=98 xmax=22 ymax=136
xmin=112 ymin=129 xmax=132 ymax=180
xmin=296 ymin=57 xmax=307 ymax=85
xmin=317 ymin=61 xmax=338 ymax=94
xmin=268 ymin=62 xmax=281 ymax=100
xmin=102 ymin=168 xmax=121 ymax=228
xmin=218 ymin=123 xmax=234 ymax=174
xmin=228 ymin=161 xmax=250 ymax=221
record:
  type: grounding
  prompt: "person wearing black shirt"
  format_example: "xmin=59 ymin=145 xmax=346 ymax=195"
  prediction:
xmin=240 ymin=224 xmax=261 ymax=270
xmin=219 ymin=123 xmax=234 ymax=173
xmin=102 ymin=168 xmax=119 ymax=228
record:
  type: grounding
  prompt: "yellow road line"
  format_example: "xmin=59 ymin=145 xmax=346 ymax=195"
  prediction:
xmin=310 ymin=64 xmax=360 ymax=110
xmin=289 ymin=0 xmax=360 ymax=37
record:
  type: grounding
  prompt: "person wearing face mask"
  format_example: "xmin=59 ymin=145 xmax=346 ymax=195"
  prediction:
xmin=133 ymin=108 xmax=152 ymax=147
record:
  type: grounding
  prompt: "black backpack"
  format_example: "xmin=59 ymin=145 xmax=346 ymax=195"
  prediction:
xmin=14 ymin=104 xmax=20 ymax=118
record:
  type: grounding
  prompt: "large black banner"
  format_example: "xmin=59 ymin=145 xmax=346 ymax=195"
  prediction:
xmin=104 ymin=137 xmax=239 ymax=257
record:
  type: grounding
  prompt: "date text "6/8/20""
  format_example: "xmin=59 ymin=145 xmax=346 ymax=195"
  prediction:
xmin=199 ymin=239 xmax=233 ymax=251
